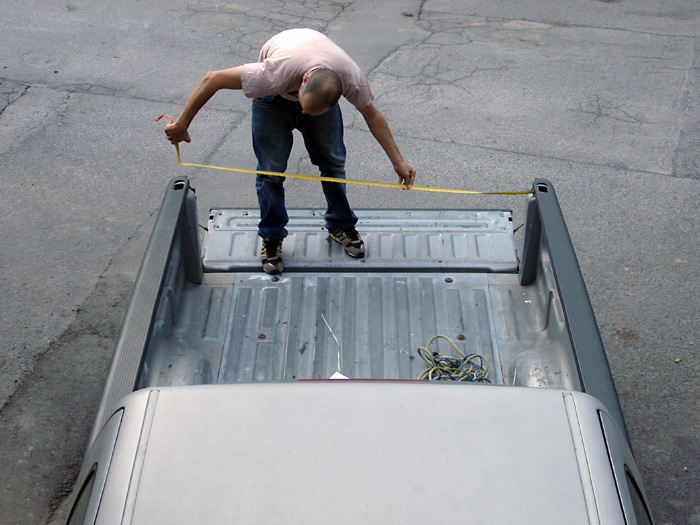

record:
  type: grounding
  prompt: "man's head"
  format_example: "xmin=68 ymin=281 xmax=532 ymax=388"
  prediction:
xmin=299 ymin=68 xmax=342 ymax=116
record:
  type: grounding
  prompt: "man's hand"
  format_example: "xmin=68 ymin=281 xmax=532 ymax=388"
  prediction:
xmin=394 ymin=161 xmax=416 ymax=189
xmin=164 ymin=121 xmax=191 ymax=145
xmin=162 ymin=66 xmax=245 ymax=146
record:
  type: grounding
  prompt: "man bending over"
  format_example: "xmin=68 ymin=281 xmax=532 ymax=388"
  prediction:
xmin=164 ymin=28 xmax=416 ymax=274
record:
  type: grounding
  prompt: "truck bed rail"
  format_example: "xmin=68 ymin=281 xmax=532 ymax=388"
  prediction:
xmin=521 ymin=179 xmax=628 ymax=443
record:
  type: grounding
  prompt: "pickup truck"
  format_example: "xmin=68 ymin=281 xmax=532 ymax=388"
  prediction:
xmin=68 ymin=177 xmax=653 ymax=524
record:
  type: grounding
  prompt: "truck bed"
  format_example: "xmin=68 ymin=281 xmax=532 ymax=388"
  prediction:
xmin=137 ymin=209 xmax=579 ymax=390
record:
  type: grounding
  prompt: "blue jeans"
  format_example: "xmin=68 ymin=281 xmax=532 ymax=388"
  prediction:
xmin=252 ymin=96 xmax=358 ymax=240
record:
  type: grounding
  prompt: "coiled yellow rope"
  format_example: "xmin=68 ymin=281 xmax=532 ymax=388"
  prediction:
xmin=417 ymin=335 xmax=490 ymax=382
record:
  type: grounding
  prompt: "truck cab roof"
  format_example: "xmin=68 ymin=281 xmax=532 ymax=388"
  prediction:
xmin=86 ymin=382 xmax=626 ymax=524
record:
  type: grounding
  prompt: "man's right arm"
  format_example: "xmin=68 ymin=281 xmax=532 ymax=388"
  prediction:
xmin=164 ymin=66 xmax=244 ymax=144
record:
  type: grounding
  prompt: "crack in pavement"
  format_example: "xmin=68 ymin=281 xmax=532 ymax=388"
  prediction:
xmin=0 ymin=87 xmax=70 ymax=159
xmin=0 ymin=82 xmax=30 ymax=117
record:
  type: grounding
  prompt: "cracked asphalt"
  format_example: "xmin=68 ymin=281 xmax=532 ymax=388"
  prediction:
xmin=1 ymin=0 xmax=699 ymax=523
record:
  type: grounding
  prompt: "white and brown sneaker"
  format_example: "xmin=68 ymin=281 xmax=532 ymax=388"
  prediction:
xmin=329 ymin=227 xmax=366 ymax=258
xmin=261 ymin=238 xmax=283 ymax=274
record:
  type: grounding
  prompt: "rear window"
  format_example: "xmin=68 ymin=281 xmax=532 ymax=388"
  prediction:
xmin=67 ymin=465 xmax=97 ymax=525
xmin=625 ymin=468 xmax=652 ymax=525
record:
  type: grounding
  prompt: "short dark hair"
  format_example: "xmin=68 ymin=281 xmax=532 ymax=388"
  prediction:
xmin=303 ymin=68 xmax=342 ymax=110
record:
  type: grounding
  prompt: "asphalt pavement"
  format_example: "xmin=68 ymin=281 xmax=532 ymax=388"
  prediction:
xmin=1 ymin=0 xmax=698 ymax=523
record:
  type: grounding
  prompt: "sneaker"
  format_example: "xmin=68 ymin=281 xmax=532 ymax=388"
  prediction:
xmin=261 ymin=238 xmax=283 ymax=274
xmin=329 ymin=227 xmax=366 ymax=258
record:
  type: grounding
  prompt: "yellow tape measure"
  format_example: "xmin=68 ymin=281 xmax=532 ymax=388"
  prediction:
xmin=156 ymin=115 xmax=532 ymax=196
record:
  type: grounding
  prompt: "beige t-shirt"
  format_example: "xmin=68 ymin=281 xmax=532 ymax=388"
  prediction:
xmin=240 ymin=28 xmax=374 ymax=110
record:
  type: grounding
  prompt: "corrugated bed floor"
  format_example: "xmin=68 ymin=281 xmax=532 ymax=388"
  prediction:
xmin=174 ymin=272 xmax=510 ymax=383
xmin=141 ymin=209 xmax=535 ymax=386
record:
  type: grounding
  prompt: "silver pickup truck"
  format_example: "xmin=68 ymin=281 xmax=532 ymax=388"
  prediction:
xmin=68 ymin=178 xmax=653 ymax=524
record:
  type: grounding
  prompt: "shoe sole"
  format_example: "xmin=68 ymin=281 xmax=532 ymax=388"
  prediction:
xmin=262 ymin=265 xmax=283 ymax=275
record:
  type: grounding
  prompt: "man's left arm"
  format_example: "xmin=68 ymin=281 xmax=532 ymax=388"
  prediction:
xmin=359 ymin=104 xmax=416 ymax=189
